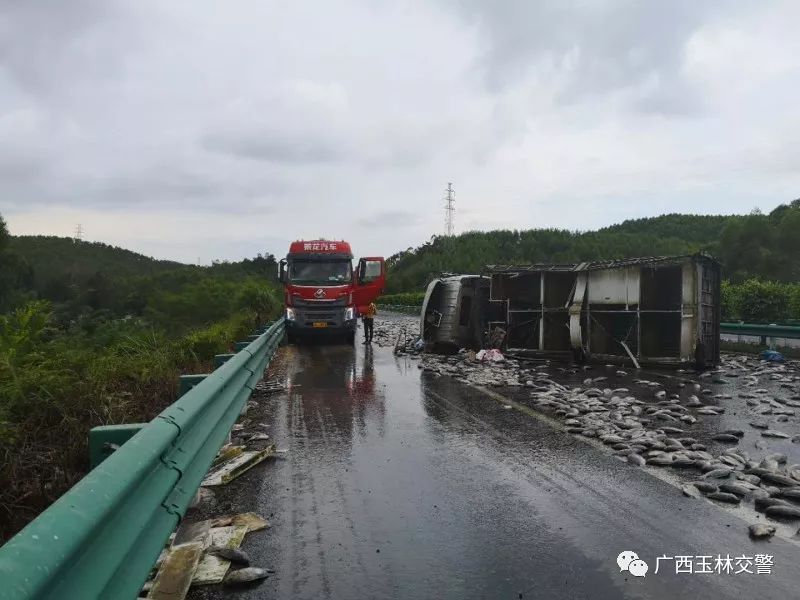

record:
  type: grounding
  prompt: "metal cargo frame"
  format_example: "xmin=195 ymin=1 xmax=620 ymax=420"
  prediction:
xmin=486 ymin=254 xmax=721 ymax=367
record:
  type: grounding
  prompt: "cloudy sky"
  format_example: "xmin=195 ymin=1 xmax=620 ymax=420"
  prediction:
xmin=2 ymin=1 xmax=799 ymax=263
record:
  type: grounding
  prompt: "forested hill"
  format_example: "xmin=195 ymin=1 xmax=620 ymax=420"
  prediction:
xmin=10 ymin=236 xmax=186 ymax=286
xmin=386 ymin=204 xmax=800 ymax=293
xmin=6 ymin=235 xmax=279 ymax=301
xmin=0 ymin=227 xmax=279 ymax=325
xmin=597 ymin=214 xmax=734 ymax=244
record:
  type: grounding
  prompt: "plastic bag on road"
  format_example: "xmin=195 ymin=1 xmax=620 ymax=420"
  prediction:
xmin=476 ymin=348 xmax=504 ymax=363
xmin=760 ymin=349 xmax=785 ymax=363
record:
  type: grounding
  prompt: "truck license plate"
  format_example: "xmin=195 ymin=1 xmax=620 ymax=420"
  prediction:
xmin=312 ymin=322 xmax=328 ymax=328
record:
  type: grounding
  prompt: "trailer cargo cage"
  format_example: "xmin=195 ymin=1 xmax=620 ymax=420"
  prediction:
xmin=486 ymin=253 xmax=721 ymax=367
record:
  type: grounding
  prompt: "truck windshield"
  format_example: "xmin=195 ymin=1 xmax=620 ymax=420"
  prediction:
xmin=289 ymin=260 xmax=352 ymax=285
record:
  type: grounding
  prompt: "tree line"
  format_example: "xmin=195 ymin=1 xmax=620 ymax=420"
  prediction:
xmin=385 ymin=201 xmax=800 ymax=321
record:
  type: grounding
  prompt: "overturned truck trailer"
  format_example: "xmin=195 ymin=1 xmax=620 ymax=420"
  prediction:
xmin=487 ymin=254 xmax=721 ymax=367
xmin=420 ymin=275 xmax=492 ymax=350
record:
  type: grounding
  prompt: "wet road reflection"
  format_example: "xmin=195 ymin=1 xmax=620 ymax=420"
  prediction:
xmin=281 ymin=342 xmax=387 ymax=450
xmin=191 ymin=338 xmax=800 ymax=600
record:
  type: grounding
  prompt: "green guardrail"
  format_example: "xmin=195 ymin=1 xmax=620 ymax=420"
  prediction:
xmin=0 ymin=318 xmax=285 ymax=600
xmin=720 ymin=322 xmax=800 ymax=339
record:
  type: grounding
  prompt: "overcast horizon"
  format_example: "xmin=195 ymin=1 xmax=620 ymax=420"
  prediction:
xmin=2 ymin=1 xmax=799 ymax=264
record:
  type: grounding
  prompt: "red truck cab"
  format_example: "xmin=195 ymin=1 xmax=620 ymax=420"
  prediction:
xmin=279 ymin=240 xmax=385 ymax=343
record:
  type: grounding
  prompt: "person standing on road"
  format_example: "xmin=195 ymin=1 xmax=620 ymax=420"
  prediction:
xmin=362 ymin=302 xmax=377 ymax=344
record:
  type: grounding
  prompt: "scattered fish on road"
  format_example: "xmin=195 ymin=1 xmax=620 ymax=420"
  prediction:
xmin=224 ymin=567 xmax=270 ymax=585
xmin=748 ymin=523 xmax=776 ymax=539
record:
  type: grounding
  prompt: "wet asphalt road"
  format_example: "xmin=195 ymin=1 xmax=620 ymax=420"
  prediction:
xmin=188 ymin=324 xmax=800 ymax=600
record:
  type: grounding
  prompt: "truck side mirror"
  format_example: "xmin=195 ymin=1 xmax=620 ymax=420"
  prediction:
xmin=278 ymin=259 xmax=287 ymax=283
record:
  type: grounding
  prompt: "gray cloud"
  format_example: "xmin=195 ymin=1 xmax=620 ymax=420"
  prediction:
xmin=0 ymin=152 xmax=45 ymax=182
xmin=1 ymin=1 xmax=799 ymax=263
xmin=0 ymin=1 xmax=135 ymax=96
xmin=449 ymin=0 xmax=753 ymax=114
xmin=357 ymin=210 xmax=423 ymax=228
xmin=203 ymin=129 xmax=346 ymax=164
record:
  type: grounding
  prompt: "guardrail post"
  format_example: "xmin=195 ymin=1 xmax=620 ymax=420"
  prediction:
xmin=179 ymin=374 xmax=208 ymax=397
xmin=214 ymin=353 xmax=236 ymax=368
xmin=234 ymin=341 xmax=250 ymax=352
xmin=88 ymin=424 xmax=145 ymax=469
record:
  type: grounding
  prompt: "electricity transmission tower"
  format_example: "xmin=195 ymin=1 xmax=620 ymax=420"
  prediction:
xmin=74 ymin=224 xmax=83 ymax=242
xmin=444 ymin=182 xmax=455 ymax=236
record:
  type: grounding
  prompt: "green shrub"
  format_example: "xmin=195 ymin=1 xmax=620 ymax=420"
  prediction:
xmin=723 ymin=279 xmax=795 ymax=323
xmin=720 ymin=280 xmax=737 ymax=321
xmin=177 ymin=313 xmax=253 ymax=368
xmin=377 ymin=291 xmax=426 ymax=306
xmin=0 ymin=301 xmax=273 ymax=541
xmin=237 ymin=282 xmax=279 ymax=327
xmin=790 ymin=284 xmax=800 ymax=321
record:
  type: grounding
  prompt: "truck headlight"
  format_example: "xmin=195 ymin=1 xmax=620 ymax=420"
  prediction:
xmin=286 ymin=308 xmax=296 ymax=321
xmin=344 ymin=307 xmax=355 ymax=321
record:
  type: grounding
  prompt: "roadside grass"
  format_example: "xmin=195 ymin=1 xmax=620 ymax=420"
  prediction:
xmin=0 ymin=302 xmax=255 ymax=541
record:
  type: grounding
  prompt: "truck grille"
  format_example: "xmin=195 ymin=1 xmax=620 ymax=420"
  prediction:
xmin=290 ymin=298 xmax=349 ymax=327
xmin=292 ymin=297 xmax=347 ymax=308
xmin=301 ymin=311 xmax=338 ymax=322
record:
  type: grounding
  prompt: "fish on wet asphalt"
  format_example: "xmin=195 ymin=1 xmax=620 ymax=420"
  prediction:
xmin=748 ymin=523 xmax=777 ymax=539
xmin=377 ymin=313 xmax=800 ymax=535
xmin=223 ymin=567 xmax=270 ymax=585
xmin=765 ymin=505 xmax=800 ymax=520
